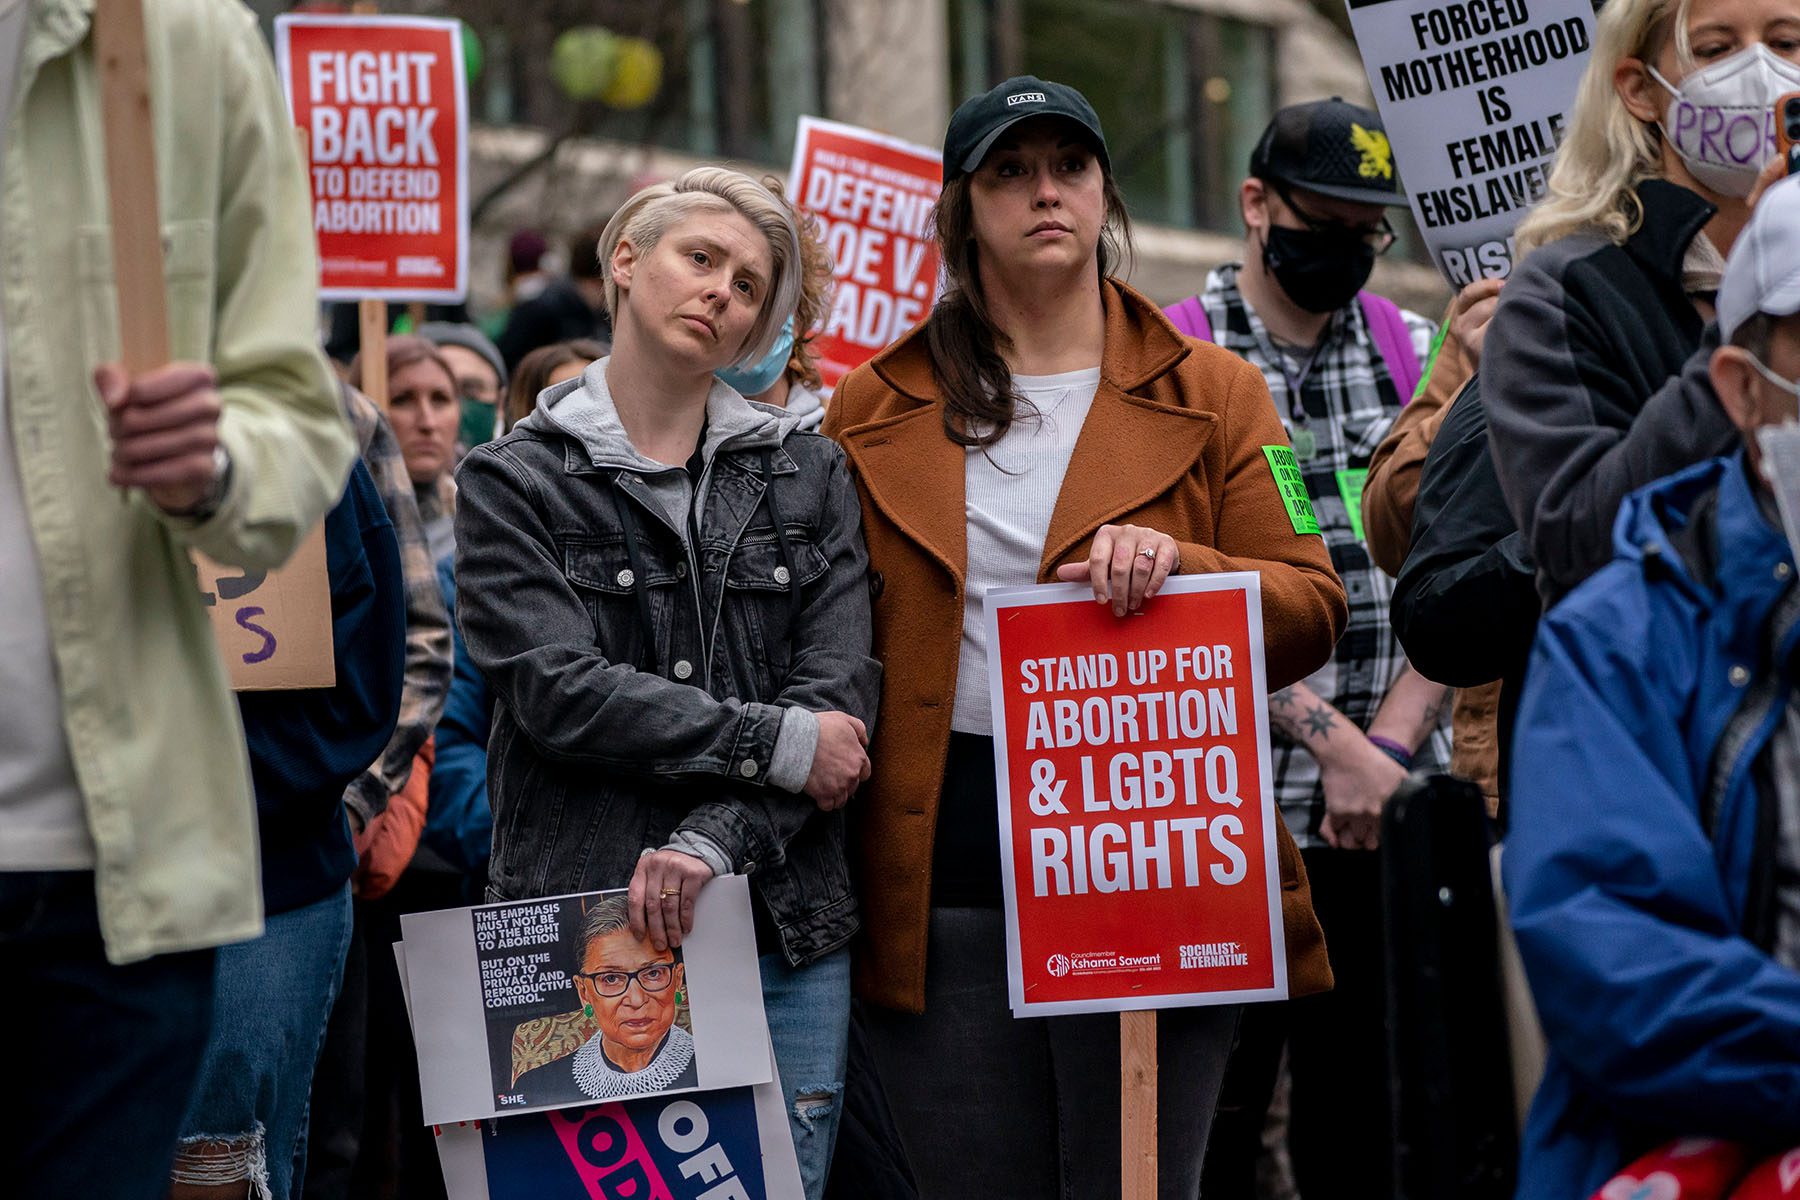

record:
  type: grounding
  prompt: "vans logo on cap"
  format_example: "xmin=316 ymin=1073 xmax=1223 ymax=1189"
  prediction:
xmin=1007 ymin=91 xmax=1046 ymax=106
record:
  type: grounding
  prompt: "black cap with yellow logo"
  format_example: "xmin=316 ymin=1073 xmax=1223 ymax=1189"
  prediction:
xmin=1249 ymin=97 xmax=1406 ymax=207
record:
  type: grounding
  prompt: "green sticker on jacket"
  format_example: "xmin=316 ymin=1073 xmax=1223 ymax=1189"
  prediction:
xmin=1336 ymin=467 xmax=1368 ymax=542
xmin=1262 ymin=445 xmax=1320 ymax=536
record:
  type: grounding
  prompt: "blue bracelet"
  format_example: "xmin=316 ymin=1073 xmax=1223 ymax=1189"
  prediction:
xmin=1368 ymin=735 xmax=1413 ymax=770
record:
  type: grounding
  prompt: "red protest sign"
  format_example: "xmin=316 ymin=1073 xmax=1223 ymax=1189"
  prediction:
xmin=275 ymin=14 xmax=468 ymax=302
xmin=985 ymin=574 xmax=1288 ymax=1016
xmin=786 ymin=117 xmax=941 ymax=388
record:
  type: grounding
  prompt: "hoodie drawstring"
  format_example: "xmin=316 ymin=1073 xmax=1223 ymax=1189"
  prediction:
xmin=760 ymin=450 xmax=802 ymax=628
xmin=606 ymin=476 xmax=662 ymax=678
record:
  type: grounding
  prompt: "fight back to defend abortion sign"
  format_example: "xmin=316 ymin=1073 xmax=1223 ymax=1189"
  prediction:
xmin=1347 ymin=0 xmax=1594 ymax=283
xmin=275 ymin=14 xmax=469 ymax=301
xmin=985 ymin=575 xmax=1287 ymax=1017
xmin=787 ymin=117 xmax=942 ymax=388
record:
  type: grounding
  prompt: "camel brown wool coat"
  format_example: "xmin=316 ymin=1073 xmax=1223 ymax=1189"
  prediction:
xmin=823 ymin=280 xmax=1347 ymax=1013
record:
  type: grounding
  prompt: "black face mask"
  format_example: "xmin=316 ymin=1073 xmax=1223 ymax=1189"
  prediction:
xmin=1261 ymin=224 xmax=1376 ymax=315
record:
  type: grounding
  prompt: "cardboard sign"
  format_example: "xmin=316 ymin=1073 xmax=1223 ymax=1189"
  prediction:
xmin=194 ymin=522 xmax=334 ymax=691
xmin=1346 ymin=0 xmax=1596 ymax=284
xmin=786 ymin=116 xmax=942 ymax=388
xmin=431 ymin=1085 xmax=805 ymax=1200
xmin=274 ymin=14 xmax=469 ymax=301
xmin=400 ymin=876 xmax=773 ymax=1126
xmin=984 ymin=575 xmax=1287 ymax=1017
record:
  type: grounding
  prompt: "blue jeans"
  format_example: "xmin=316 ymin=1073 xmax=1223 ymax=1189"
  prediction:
xmin=760 ymin=947 xmax=851 ymax=1200
xmin=0 ymin=870 xmax=216 ymax=1200
xmin=176 ymin=883 xmax=354 ymax=1200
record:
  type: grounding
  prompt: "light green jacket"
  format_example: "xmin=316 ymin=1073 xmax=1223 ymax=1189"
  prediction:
xmin=9 ymin=0 xmax=354 ymax=962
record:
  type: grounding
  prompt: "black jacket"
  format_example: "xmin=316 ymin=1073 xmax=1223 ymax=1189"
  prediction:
xmin=454 ymin=377 xmax=881 ymax=968
xmin=1392 ymin=378 xmax=1538 ymax=807
xmin=1482 ymin=179 xmax=1736 ymax=606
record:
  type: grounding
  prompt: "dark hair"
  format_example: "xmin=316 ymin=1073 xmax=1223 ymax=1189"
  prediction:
xmin=506 ymin=338 xmax=609 ymax=430
xmin=1731 ymin=312 xmax=1779 ymax=360
xmin=346 ymin=334 xmax=455 ymax=397
xmin=923 ymin=168 xmax=1133 ymax=448
xmin=569 ymin=222 xmax=610 ymax=281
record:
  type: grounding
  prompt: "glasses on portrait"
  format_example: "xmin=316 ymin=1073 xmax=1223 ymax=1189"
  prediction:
xmin=1272 ymin=182 xmax=1396 ymax=256
xmin=575 ymin=962 xmax=678 ymax=998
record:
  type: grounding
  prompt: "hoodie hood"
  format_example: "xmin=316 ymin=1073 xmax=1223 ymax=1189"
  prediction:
xmin=521 ymin=356 xmax=802 ymax=473
xmin=751 ymin=380 xmax=827 ymax=433
xmin=1612 ymin=451 xmax=1793 ymax=624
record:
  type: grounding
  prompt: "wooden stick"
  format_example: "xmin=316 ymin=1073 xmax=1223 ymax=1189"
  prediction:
xmin=94 ymin=0 xmax=168 ymax=374
xmin=407 ymin=301 xmax=427 ymax=330
xmin=1121 ymin=1010 xmax=1158 ymax=1199
xmin=359 ymin=299 xmax=389 ymax=412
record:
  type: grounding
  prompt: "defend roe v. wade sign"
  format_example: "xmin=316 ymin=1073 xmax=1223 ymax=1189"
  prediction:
xmin=1347 ymin=0 xmax=1595 ymax=284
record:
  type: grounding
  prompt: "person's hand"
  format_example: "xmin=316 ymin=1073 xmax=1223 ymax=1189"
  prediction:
xmin=805 ymin=711 xmax=871 ymax=811
xmin=1448 ymin=278 xmax=1505 ymax=367
xmin=1054 ymin=523 xmax=1180 ymax=617
xmin=96 ymin=362 xmax=226 ymax=514
xmin=628 ymin=849 xmax=715 ymax=952
xmin=1748 ymin=151 xmax=1790 ymax=212
xmin=1317 ymin=737 xmax=1407 ymax=850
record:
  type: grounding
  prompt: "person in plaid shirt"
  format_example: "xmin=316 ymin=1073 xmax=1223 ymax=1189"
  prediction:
xmin=1189 ymin=99 xmax=1452 ymax=1200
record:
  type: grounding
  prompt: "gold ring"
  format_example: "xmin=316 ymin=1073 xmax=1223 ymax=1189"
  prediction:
xmin=660 ymin=888 xmax=681 ymax=897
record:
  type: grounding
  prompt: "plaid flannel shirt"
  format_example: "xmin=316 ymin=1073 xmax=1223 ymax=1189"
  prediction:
xmin=1199 ymin=265 xmax=1448 ymax=848
xmin=343 ymin=384 xmax=453 ymax=827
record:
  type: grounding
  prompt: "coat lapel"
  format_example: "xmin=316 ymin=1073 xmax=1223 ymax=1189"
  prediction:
xmin=1038 ymin=382 xmax=1217 ymax=579
xmin=839 ymin=403 xmax=967 ymax=584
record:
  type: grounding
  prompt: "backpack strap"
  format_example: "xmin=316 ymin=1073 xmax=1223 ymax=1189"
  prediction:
xmin=1359 ymin=291 xmax=1423 ymax=403
xmin=1163 ymin=294 xmax=1214 ymax=342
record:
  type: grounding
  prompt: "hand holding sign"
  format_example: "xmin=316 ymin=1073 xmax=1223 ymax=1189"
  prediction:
xmin=95 ymin=362 xmax=225 ymax=513
xmin=1054 ymin=523 xmax=1180 ymax=616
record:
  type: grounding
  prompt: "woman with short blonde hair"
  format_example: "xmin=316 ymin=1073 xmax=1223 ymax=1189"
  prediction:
xmin=456 ymin=164 xmax=879 ymax=1200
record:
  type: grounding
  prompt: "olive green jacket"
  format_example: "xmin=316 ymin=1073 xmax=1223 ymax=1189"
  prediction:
xmin=9 ymin=0 xmax=353 ymax=961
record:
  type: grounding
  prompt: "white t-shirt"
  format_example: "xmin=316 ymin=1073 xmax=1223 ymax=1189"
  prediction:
xmin=951 ymin=368 xmax=1101 ymax=734
xmin=0 ymin=0 xmax=96 ymax=871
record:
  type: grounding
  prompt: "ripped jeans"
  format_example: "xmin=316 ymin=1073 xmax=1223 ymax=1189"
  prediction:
xmin=760 ymin=947 xmax=852 ymax=1200
xmin=173 ymin=883 xmax=353 ymax=1199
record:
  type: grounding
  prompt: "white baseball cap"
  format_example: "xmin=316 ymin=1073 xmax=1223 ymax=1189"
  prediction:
xmin=1719 ymin=173 xmax=1800 ymax=342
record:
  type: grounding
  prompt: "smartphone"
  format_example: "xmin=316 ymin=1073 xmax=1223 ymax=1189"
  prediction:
xmin=1779 ymin=91 xmax=1800 ymax=174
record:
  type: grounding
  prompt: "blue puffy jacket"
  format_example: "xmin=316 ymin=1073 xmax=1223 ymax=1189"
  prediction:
xmin=1506 ymin=451 xmax=1800 ymax=1198
xmin=422 ymin=554 xmax=492 ymax=877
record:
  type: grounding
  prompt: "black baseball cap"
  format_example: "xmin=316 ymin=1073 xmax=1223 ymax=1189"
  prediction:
xmin=943 ymin=75 xmax=1111 ymax=181
xmin=1250 ymin=97 xmax=1405 ymax=207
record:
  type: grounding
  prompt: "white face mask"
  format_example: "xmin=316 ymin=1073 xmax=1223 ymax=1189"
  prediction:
xmin=1651 ymin=44 xmax=1800 ymax=197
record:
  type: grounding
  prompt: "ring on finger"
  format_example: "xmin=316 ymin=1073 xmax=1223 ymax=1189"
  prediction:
xmin=1137 ymin=547 xmax=1157 ymax=561
xmin=660 ymin=888 xmax=681 ymax=898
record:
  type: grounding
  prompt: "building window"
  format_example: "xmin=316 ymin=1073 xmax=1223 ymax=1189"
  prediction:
xmin=950 ymin=0 xmax=1277 ymax=232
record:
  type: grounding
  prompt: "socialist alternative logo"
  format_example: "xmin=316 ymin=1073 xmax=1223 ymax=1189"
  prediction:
xmin=1046 ymin=953 xmax=1072 ymax=978
xmin=1351 ymin=123 xmax=1394 ymax=182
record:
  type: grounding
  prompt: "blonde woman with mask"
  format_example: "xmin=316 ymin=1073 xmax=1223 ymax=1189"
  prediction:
xmin=1482 ymin=0 xmax=1797 ymax=606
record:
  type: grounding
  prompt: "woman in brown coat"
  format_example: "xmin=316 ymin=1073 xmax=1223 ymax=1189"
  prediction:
xmin=823 ymin=75 xmax=1346 ymax=1196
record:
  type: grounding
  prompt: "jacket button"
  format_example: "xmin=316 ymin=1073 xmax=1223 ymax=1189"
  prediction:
xmin=773 ymin=565 xmax=791 ymax=585
xmin=674 ymin=659 xmax=693 ymax=680
xmin=870 ymin=571 xmax=885 ymax=600
xmin=1730 ymin=665 xmax=1751 ymax=687
xmin=676 ymin=561 xmax=689 ymax=578
xmin=739 ymin=759 xmax=759 ymax=778
xmin=1777 ymin=562 xmax=1792 ymax=581
xmin=616 ymin=568 xmax=635 ymax=588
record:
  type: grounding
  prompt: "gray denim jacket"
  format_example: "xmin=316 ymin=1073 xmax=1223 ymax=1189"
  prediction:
xmin=453 ymin=362 xmax=881 ymax=965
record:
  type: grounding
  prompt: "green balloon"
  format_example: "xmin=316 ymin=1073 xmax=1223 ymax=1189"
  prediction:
xmin=460 ymin=23 xmax=483 ymax=82
xmin=551 ymin=27 xmax=620 ymax=102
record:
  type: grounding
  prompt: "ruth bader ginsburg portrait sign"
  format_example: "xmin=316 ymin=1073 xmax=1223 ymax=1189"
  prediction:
xmin=401 ymin=875 xmax=772 ymax=1125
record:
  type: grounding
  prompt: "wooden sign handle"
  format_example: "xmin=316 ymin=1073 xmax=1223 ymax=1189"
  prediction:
xmin=359 ymin=299 xmax=390 ymax=412
xmin=1122 ymin=1010 xmax=1158 ymax=1199
xmin=94 ymin=0 xmax=169 ymax=374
